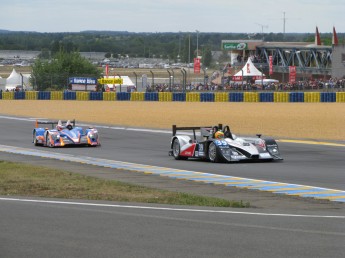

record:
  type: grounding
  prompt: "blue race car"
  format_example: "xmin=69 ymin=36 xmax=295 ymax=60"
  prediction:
xmin=33 ymin=119 xmax=100 ymax=147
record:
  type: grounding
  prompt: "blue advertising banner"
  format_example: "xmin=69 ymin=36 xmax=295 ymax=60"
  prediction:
xmin=69 ymin=77 xmax=97 ymax=85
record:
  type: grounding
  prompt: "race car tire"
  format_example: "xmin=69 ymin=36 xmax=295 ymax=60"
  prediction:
xmin=172 ymin=138 xmax=187 ymax=160
xmin=33 ymin=132 xmax=39 ymax=146
xmin=208 ymin=142 xmax=220 ymax=163
xmin=46 ymin=133 xmax=53 ymax=148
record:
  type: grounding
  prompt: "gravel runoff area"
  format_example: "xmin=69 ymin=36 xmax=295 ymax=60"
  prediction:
xmin=0 ymin=100 xmax=344 ymax=141
xmin=0 ymin=100 xmax=344 ymax=212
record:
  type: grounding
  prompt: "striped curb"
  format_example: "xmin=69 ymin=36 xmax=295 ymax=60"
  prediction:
xmin=0 ymin=144 xmax=344 ymax=203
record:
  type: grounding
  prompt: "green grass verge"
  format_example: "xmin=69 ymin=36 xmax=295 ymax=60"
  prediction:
xmin=0 ymin=160 xmax=249 ymax=208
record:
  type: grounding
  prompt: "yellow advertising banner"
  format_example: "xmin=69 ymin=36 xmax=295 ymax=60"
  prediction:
xmin=98 ymin=78 xmax=123 ymax=84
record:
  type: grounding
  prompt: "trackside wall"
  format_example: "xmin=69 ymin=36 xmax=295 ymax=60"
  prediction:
xmin=1 ymin=91 xmax=345 ymax=103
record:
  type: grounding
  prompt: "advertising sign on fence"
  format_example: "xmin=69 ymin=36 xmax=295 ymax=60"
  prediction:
xmin=289 ymin=66 xmax=296 ymax=83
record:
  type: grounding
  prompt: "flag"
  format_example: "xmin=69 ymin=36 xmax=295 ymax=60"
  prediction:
xmin=332 ymin=26 xmax=338 ymax=45
xmin=315 ymin=26 xmax=321 ymax=45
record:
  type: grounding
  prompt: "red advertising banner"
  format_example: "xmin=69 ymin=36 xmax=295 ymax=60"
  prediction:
xmin=232 ymin=76 xmax=242 ymax=81
xmin=194 ymin=58 xmax=201 ymax=74
xmin=269 ymin=56 xmax=273 ymax=75
xmin=289 ymin=66 xmax=296 ymax=83
xmin=105 ymin=64 xmax=109 ymax=77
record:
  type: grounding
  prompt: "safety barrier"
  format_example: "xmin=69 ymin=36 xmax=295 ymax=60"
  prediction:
xmin=130 ymin=92 xmax=144 ymax=101
xmin=117 ymin=92 xmax=131 ymax=101
xmin=289 ymin=92 xmax=304 ymax=102
xmin=214 ymin=92 xmax=228 ymax=102
xmin=258 ymin=92 xmax=274 ymax=102
xmin=336 ymin=92 xmax=345 ymax=102
xmin=274 ymin=92 xmax=289 ymax=102
xmin=144 ymin=92 xmax=158 ymax=101
xmin=38 ymin=91 xmax=51 ymax=100
xmin=90 ymin=92 xmax=103 ymax=101
xmin=186 ymin=92 xmax=200 ymax=102
xmin=103 ymin=92 xmax=116 ymax=101
xmin=25 ymin=91 xmax=38 ymax=100
xmin=1 ymin=91 xmax=345 ymax=102
xmin=200 ymin=92 xmax=214 ymax=102
xmin=229 ymin=92 xmax=243 ymax=102
xmin=159 ymin=92 xmax=173 ymax=102
xmin=320 ymin=92 xmax=336 ymax=102
xmin=50 ymin=91 xmax=63 ymax=100
xmin=2 ymin=92 xmax=14 ymax=100
xmin=244 ymin=92 xmax=259 ymax=102
xmin=172 ymin=92 xmax=186 ymax=101
xmin=76 ymin=91 xmax=89 ymax=101
xmin=304 ymin=92 xmax=320 ymax=103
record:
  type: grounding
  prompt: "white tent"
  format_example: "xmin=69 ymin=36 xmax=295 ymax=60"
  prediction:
xmin=104 ymin=76 xmax=136 ymax=92
xmin=5 ymin=68 xmax=31 ymax=90
xmin=232 ymin=57 xmax=265 ymax=81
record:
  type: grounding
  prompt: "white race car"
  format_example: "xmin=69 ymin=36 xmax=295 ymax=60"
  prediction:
xmin=169 ymin=124 xmax=283 ymax=163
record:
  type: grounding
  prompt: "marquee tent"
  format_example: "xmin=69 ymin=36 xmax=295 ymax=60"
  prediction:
xmin=232 ymin=57 xmax=265 ymax=81
xmin=4 ymin=68 xmax=31 ymax=90
xmin=104 ymin=76 xmax=136 ymax=92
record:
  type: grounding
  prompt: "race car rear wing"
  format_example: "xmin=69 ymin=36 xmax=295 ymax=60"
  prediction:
xmin=35 ymin=119 xmax=76 ymax=129
xmin=172 ymin=124 xmax=223 ymax=140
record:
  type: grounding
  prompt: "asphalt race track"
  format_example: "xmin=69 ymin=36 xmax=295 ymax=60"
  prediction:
xmin=0 ymin=116 xmax=344 ymax=257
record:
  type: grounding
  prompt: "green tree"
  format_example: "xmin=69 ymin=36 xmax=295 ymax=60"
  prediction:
xmin=201 ymin=45 xmax=212 ymax=67
xmin=31 ymin=50 xmax=102 ymax=91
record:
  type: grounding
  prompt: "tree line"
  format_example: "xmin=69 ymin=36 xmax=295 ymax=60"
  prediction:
xmin=0 ymin=30 xmax=337 ymax=64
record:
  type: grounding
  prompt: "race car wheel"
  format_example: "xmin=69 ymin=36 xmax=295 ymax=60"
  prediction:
xmin=33 ymin=132 xmax=38 ymax=146
xmin=46 ymin=134 xmax=53 ymax=148
xmin=172 ymin=138 xmax=187 ymax=160
xmin=208 ymin=142 xmax=219 ymax=163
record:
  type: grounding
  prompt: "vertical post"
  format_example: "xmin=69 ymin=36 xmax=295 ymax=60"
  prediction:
xmin=118 ymin=74 xmax=122 ymax=92
xmin=150 ymin=70 xmax=154 ymax=87
xmin=171 ymin=69 xmax=175 ymax=90
xmin=167 ymin=70 xmax=172 ymax=91
xmin=133 ymin=72 xmax=138 ymax=91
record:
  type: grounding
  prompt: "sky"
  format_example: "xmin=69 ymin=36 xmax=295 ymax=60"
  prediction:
xmin=1 ymin=0 xmax=344 ymax=34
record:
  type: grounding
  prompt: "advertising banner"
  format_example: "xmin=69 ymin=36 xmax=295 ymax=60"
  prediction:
xmin=289 ymin=66 xmax=296 ymax=83
xmin=222 ymin=42 xmax=247 ymax=50
xmin=269 ymin=56 xmax=273 ymax=75
xmin=194 ymin=58 xmax=201 ymax=74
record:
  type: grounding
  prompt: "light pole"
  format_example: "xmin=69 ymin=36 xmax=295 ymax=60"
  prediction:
xmin=167 ymin=69 xmax=172 ymax=91
xmin=196 ymin=30 xmax=199 ymax=58
xmin=260 ymin=65 xmax=263 ymax=87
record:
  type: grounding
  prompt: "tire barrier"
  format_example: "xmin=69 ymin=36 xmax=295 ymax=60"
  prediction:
xmin=38 ymin=91 xmax=51 ymax=100
xmin=76 ymin=91 xmax=89 ymax=101
xmin=90 ymin=92 xmax=103 ymax=101
xmin=320 ymin=92 xmax=336 ymax=102
xmin=103 ymin=92 xmax=116 ymax=101
xmin=131 ymin=92 xmax=145 ymax=101
xmin=200 ymin=92 xmax=215 ymax=102
xmin=229 ymin=92 xmax=243 ymax=102
xmin=14 ymin=91 xmax=26 ymax=100
xmin=172 ymin=92 xmax=186 ymax=102
xmin=144 ymin=92 xmax=159 ymax=101
xmin=186 ymin=92 xmax=200 ymax=102
xmin=244 ymin=92 xmax=259 ymax=102
xmin=304 ymin=92 xmax=320 ymax=103
xmin=259 ymin=92 xmax=274 ymax=102
xmin=64 ymin=91 xmax=76 ymax=100
xmin=117 ymin=92 xmax=131 ymax=101
xmin=2 ymin=92 xmax=14 ymax=100
xmin=214 ymin=92 xmax=228 ymax=102
xmin=25 ymin=91 xmax=38 ymax=100
xmin=50 ymin=91 xmax=63 ymax=100
xmin=336 ymin=92 xmax=345 ymax=102
xmin=159 ymin=92 xmax=173 ymax=102
xmin=289 ymin=92 xmax=304 ymax=102
xmin=1 ymin=91 xmax=345 ymax=102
